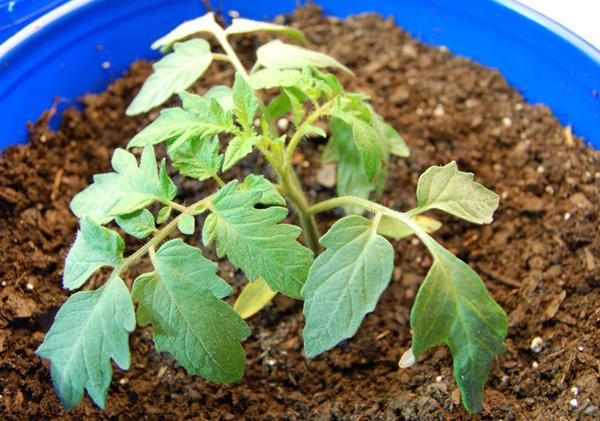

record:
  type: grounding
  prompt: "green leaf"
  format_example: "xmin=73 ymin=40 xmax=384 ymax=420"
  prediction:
xmin=63 ymin=217 xmax=124 ymax=290
xmin=71 ymin=147 xmax=176 ymax=224
xmin=223 ymin=135 xmax=259 ymax=171
xmin=377 ymin=215 xmax=441 ymax=240
xmin=330 ymin=110 xmax=382 ymax=181
xmin=203 ymin=181 xmax=313 ymax=298
xmin=126 ymin=39 xmax=214 ymax=115
xmin=151 ymin=12 xmax=222 ymax=51
xmin=416 ymin=161 xmax=500 ymax=224
xmin=238 ymin=174 xmax=285 ymax=206
xmin=266 ymin=93 xmax=292 ymax=120
xmin=323 ymin=119 xmax=372 ymax=213
xmin=178 ymin=214 xmax=196 ymax=235
xmin=225 ymin=18 xmax=306 ymax=43
xmin=375 ymin=116 xmax=409 ymax=157
xmin=156 ymin=206 xmax=172 ymax=224
xmin=204 ymin=85 xmax=234 ymax=111
xmin=232 ymin=73 xmax=258 ymax=132
xmin=36 ymin=276 xmax=135 ymax=409
xmin=171 ymin=136 xmax=223 ymax=181
xmin=409 ymin=234 xmax=507 ymax=413
xmin=132 ymin=239 xmax=247 ymax=382
xmin=302 ymin=215 xmax=394 ymax=357
xmin=248 ymin=68 xmax=303 ymax=90
xmin=256 ymin=40 xmax=353 ymax=75
xmin=128 ymin=94 xmax=234 ymax=150
xmin=115 ymin=209 xmax=155 ymax=239
xmin=233 ymin=277 xmax=277 ymax=319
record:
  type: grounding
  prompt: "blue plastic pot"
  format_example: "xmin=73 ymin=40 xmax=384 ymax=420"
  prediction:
xmin=1 ymin=0 xmax=599 ymax=150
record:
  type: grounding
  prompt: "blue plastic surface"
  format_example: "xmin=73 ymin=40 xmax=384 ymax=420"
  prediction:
xmin=1 ymin=0 xmax=599 ymax=150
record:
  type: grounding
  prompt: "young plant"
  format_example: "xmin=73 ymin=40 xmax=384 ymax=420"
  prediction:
xmin=37 ymin=13 xmax=507 ymax=413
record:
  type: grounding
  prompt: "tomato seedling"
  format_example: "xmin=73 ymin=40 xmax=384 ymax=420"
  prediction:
xmin=37 ymin=13 xmax=507 ymax=413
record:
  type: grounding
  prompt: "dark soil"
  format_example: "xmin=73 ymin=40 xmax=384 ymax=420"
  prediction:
xmin=1 ymin=6 xmax=599 ymax=420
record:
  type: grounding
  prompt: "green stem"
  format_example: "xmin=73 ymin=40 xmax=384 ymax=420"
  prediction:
xmin=284 ymin=104 xmax=329 ymax=163
xmin=278 ymin=164 xmax=321 ymax=255
xmin=114 ymin=197 xmax=210 ymax=277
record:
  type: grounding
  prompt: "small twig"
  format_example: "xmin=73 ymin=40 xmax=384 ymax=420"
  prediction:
xmin=50 ymin=168 xmax=64 ymax=201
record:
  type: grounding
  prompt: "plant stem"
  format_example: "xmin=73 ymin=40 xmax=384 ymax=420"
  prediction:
xmin=114 ymin=196 xmax=210 ymax=278
xmin=278 ymin=164 xmax=321 ymax=254
xmin=215 ymin=31 xmax=322 ymax=255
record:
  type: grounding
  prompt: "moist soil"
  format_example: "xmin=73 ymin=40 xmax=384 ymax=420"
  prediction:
xmin=1 ymin=6 xmax=599 ymax=420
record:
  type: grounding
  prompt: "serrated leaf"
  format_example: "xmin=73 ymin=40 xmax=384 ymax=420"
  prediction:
xmin=132 ymin=239 xmax=247 ymax=382
xmin=238 ymin=174 xmax=285 ymax=206
xmin=151 ymin=12 xmax=222 ymax=51
xmin=377 ymin=215 xmax=441 ymax=240
xmin=36 ymin=276 xmax=135 ymax=409
xmin=416 ymin=161 xmax=500 ymax=224
xmin=128 ymin=94 xmax=234 ymax=150
xmin=178 ymin=214 xmax=196 ymax=235
xmin=232 ymin=73 xmax=258 ymax=132
xmin=171 ymin=136 xmax=223 ymax=181
xmin=225 ymin=18 xmax=306 ymax=43
xmin=156 ymin=206 xmax=172 ymax=224
xmin=223 ymin=135 xmax=259 ymax=171
xmin=71 ymin=147 xmax=176 ymax=224
xmin=302 ymin=215 xmax=394 ymax=357
xmin=115 ymin=209 xmax=156 ymax=239
xmin=203 ymin=181 xmax=313 ymax=298
xmin=409 ymin=234 xmax=507 ymax=413
xmin=233 ymin=277 xmax=277 ymax=319
xmin=127 ymin=39 xmax=214 ymax=115
xmin=63 ymin=217 xmax=124 ymax=290
xmin=330 ymin=110 xmax=382 ymax=181
xmin=256 ymin=40 xmax=353 ymax=75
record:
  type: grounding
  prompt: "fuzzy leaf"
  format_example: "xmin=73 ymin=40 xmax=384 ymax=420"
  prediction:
xmin=223 ymin=135 xmax=259 ymax=171
xmin=36 ymin=276 xmax=135 ymax=409
xmin=63 ymin=218 xmax=124 ymax=290
xmin=233 ymin=277 xmax=277 ymax=319
xmin=171 ymin=136 xmax=223 ymax=181
xmin=225 ymin=18 xmax=305 ymax=42
xmin=128 ymin=96 xmax=234 ymax=150
xmin=204 ymin=85 xmax=234 ymax=111
xmin=410 ymin=234 xmax=507 ymax=412
xmin=71 ymin=147 xmax=176 ymax=224
xmin=178 ymin=214 xmax=196 ymax=235
xmin=377 ymin=215 xmax=441 ymax=240
xmin=248 ymin=68 xmax=303 ymax=90
xmin=232 ymin=73 xmax=258 ymax=132
xmin=132 ymin=239 xmax=247 ymax=382
xmin=127 ymin=39 xmax=214 ymax=115
xmin=203 ymin=181 xmax=313 ymax=298
xmin=330 ymin=110 xmax=382 ymax=181
xmin=238 ymin=174 xmax=285 ymax=206
xmin=323 ymin=119 xmax=372 ymax=213
xmin=156 ymin=206 xmax=172 ymax=224
xmin=416 ymin=161 xmax=500 ymax=224
xmin=151 ymin=12 xmax=222 ymax=51
xmin=302 ymin=215 xmax=394 ymax=357
xmin=256 ymin=40 xmax=353 ymax=75
xmin=115 ymin=209 xmax=155 ymax=239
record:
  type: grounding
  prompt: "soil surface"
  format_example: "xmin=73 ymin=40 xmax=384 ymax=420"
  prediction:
xmin=1 ymin=6 xmax=599 ymax=420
